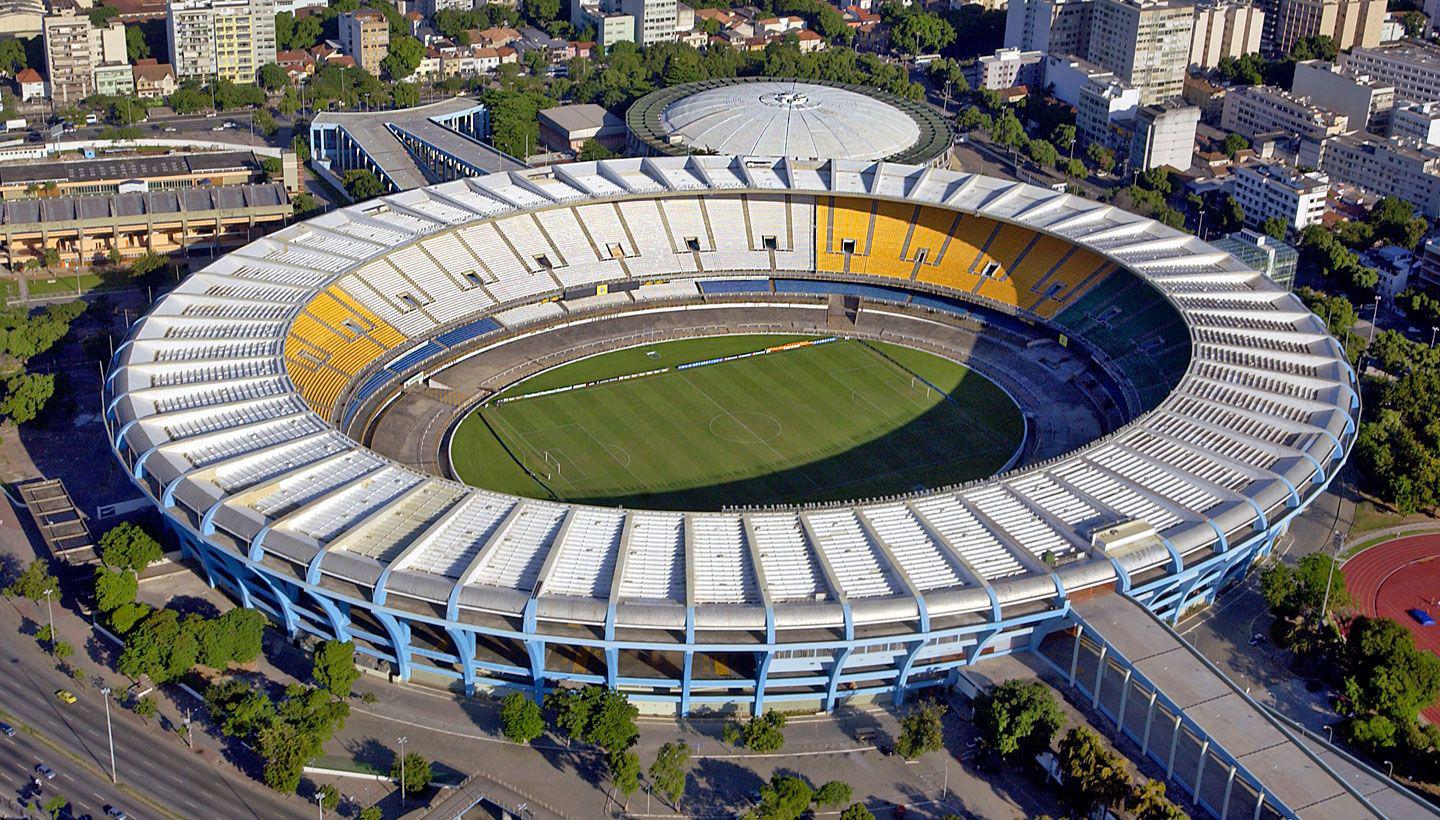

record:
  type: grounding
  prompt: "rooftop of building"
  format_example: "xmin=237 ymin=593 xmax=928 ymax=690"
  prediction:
xmin=0 ymin=151 xmax=260 ymax=187
xmin=0 ymin=182 xmax=289 ymax=225
xmin=538 ymin=103 xmax=624 ymax=134
xmin=1237 ymin=160 xmax=1330 ymax=190
xmin=1347 ymin=38 xmax=1440 ymax=64
xmin=627 ymin=76 xmax=952 ymax=164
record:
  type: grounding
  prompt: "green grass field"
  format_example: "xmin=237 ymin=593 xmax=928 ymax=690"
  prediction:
xmin=449 ymin=335 xmax=1025 ymax=510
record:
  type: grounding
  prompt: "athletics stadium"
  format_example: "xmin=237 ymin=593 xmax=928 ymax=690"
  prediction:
xmin=104 ymin=154 xmax=1357 ymax=731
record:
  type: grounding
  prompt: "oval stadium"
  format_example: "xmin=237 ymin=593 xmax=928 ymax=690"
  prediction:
xmin=104 ymin=156 xmax=1357 ymax=715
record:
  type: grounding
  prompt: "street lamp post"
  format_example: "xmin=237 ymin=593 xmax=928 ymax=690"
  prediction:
xmin=397 ymin=736 xmax=407 ymax=803
xmin=314 ymin=790 xmax=324 ymax=820
xmin=1320 ymin=530 xmax=1342 ymax=624
xmin=1324 ymin=724 xmax=1334 ymax=743
xmin=43 ymin=588 xmax=54 ymax=651
xmin=1386 ymin=760 xmax=1394 ymax=779
xmin=1431 ymin=326 xmax=1438 ymax=348
xmin=100 ymin=687 xmax=116 ymax=783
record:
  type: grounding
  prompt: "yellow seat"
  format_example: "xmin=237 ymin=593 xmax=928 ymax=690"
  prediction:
xmin=283 ymin=285 xmax=406 ymax=415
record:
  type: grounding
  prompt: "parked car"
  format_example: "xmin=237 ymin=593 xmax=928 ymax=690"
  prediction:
xmin=1409 ymin=608 xmax=1435 ymax=626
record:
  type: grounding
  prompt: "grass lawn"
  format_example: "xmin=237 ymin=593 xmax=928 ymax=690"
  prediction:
xmin=450 ymin=335 xmax=1024 ymax=510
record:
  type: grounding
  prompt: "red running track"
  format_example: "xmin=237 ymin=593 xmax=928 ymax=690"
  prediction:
xmin=1343 ymin=534 xmax=1440 ymax=724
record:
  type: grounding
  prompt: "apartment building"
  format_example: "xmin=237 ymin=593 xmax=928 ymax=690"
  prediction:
xmin=1189 ymin=1 xmax=1264 ymax=69
xmin=1341 ymin=42 xmax=1440 ymax=103
xmin=42 ymin=3 xmax=96 ymax=104
xmin=1273 ymin=0 xmax=1385 ymax=56
xmin=1291 ymin=60 xmax=1395 ymax=133
xmin=1130 ymin=101 xmax=1200 ymax=170
xmin=1044 ymin=53 xmax=1115 ymax=105
xmin=971 ymin=47 xmax=1046 ymax=90
xmin=1077 ymin=77 xmax=1141 ymax=150
xmin=1221 ymin=84 xmax=1349 ymax=163
xmin=1231 ymin=161 xmax=1329 ymax=231
xmin=1391 ymin=101 xmax=1440 ymax=144
xmin=1086 ymin=0 xmax=1193 ymax=104
xmin=167 ymin=0 xmax=276 ymax=84
xmin=619 ymin=0 xmax=676 ymax=44
xmin=1004 ymin=0 xmax=1094 ymax=56
xmin=1320 ymin=133 xmax=1440 ymax=216
xmin=339 ymin=9 xmax=388 ymax=74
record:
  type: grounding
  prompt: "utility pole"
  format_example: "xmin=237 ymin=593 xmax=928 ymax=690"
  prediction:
xmin=43 ymin=587 xmax=54 ymax=650
xmin=100 ymin=687 xmax=116 ymax=783
xmin=1320 ymin=529 xmax=1342 ymax=624
xmin=397 ymin=736 xmax=407 ymax=803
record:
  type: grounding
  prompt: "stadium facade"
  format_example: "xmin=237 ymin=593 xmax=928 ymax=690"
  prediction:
xmin=105 ymin=156 xmax=1356 ymax=714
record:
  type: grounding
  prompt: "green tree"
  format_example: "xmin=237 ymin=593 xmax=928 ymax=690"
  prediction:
xmin=6 ymin=558 xmax=57 ymax=601
xmin=252 ymin=108 xmax=277 ymax=137
xmin=317 ymin=784 xmax=339 ymax=811
xmin=1342 ymin=616 xmax=1440 ymax=731
xmin=734 ymin=710 xmax=787 ymax=752
xmin=126 ymin=26 xmax=150 ymax=62
xmin=753 ymin=774 xmax=813 ymax=820
xmin=609 ymin=749 xmax=641 ymax=809
xmin=577 ymin=138 xmax=613 ymax=161
xmin=545 ymin=685 xmax=638 ymax=753
xmin=117 ymin=608 xmax=200 ymax=683
xmin=1260 ymin=552 xmax=1349 ymax=622
xmin=974 ymin=678 xmax=1065 ymax=760
xmin=100 ymin=522 xmax=164 ymax=572
xmin=342 ymin=169 xmax=384 ymax=201
xmin=1087 ymin=142 xmax=1115 ymax=173
xmin=390 ymin=750 xmax=433 ymax=792
xmin=52 ymin=641 xmax=73 ymax=661
xmin=93 ymin=567 xmax=138 ymax=614
xmin=813 ymin=780 xmax=852 ymax=808
xmin=1260 ymin=216 xmax=1288 ymax=241
xmin=1057 ymin=727 xmax=1132 ymax=816
xmin=988 ymin=110 xmax=1025 ymax=150
xmin=1369 ymin=196 xmax=1428 ymax=250
xmin=259 ymin=63 xmax=288 ymax=91
xmin=893 ymin=11 xmax=956 ymax=54
xmin=392 ymin=81 xmax=419 ymax=108
xmin=42 ymin=795 xmax=68 ymax=819
xmin=648 ymin=741 xmax=690 ymax=810
xmin=381 ymin=35 xmax=424 ymax=80
xmin=499 ymin=691 xmax=545 ymax=743
xmin=130 ymin=252 xmax=166 ymax=278
xmin=840 ymin=803 xmax=875 ymax=820
xmin=357 ymin=807 xmax=382 ymax=820
xmin=259 ymin=721 xmax=317 ymax=793
xmin=108 ymin=601 xmax=151 ymax=635
xmin=0 ymin=372 xmax=55 ymax=425
xmin=895 ymin=701 xmax=946 ymax=760
xmin=0 ymin=38 xmax=26 ymax=76
xmin=311 ymin=639 xmax=360 ymax=700
xmin=1063 ymin=158 xmax=1087 ymax=178
xmin=1223 ymin=132 xmax=1250 ymax=158
xmin=1027 ymin=138 xmax=1059 ymax=169
xmin=1129 ymin=779 xmax=1186 ymax=820
xmin=131 ymin=694 xmax=159 ymax=721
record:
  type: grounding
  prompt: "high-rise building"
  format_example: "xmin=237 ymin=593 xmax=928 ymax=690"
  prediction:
xmin=1390 ymin=101 xmax=1440 ymax=144
xmin=1231 ymin=161 xmax=1330 ymax=232
xmin=1129 ymin=101 xmax=1200 ymax=170
xmin=1189 ymin=1 xmax=1264 ymax=68
xmin=339 ymin=9 xmax=389 ymax=74
xmin=1221 ymin=84 xmax=1350 ymax=164
xmin=972 ymin=47 xmax=1046 ymax=90
xmin=619 ymin=0 xmax=676 ymax=44
xmin=167 ymin=0 xmax=276 ymax=84
xmin=1086 ymin=0 xmax=1194 ymax=104
xmin=1291 ymin=59 xmax=1395 ymax=133
xmin=1341 ymin=42 xmax=1440 ymax=103
xmin=1272 ymin=0 xmax=1386 ymax=56
xmin=1320 ymin=133 xmax=1440 ymax=216
xmin=42 ymin=2 xmax=96 ymax=104
xmin=1005 ymin=0 xmax=1095 ymax=55
xmin=1077 ymin=77 xmax=1141 ymax=149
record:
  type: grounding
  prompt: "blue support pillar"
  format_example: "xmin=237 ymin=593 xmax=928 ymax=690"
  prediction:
xmin=754 ymin=651 xmax=772 ymax=716
xmin=528 ymin=640 xmax=548 ymax=700
xmin=309 ymin=591 xmax=351 ymax=643
xmin=681 ymin=607 xmax=695 ymax=716
xmin=248 ymin=565 xmax=297 ymax=637
xmin=374 ymin=610 xmax=412 ymax=682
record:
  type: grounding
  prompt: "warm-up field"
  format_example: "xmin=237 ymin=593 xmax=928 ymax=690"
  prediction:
xmin=449 ymin=335 xmax=1025 ymax=509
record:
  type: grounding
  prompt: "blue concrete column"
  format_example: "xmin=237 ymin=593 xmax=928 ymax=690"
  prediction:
xmin=373 ymin=610 xmax=412 ymax=681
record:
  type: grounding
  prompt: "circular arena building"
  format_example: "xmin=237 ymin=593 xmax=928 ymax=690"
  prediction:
xmin=106 ymin=156 xmax=1356 ymax=714
xmin=626 ymin=78 xmax=953 ymax=166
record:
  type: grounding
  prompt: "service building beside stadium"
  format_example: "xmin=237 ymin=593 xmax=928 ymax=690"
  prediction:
xmin=105 ymin=156 xmax=1356 ymax=721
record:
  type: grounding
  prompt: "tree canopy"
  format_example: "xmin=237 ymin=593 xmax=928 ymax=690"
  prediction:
xmin=499 ymin=691 xmax=545 ymax=743
xmin=99 ymin=522 xmax=164 ymax=573
xmin=895 ymin=700 xmax=946 ymax=759
xmin=975 ymin=678 xmax=1066 ymax=760
xmin=312 ymin=639 xmax=360 ymax=700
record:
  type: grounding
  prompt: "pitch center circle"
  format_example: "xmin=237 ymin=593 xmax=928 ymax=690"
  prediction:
xmin=709 ymin=411 xmax=783 ymax=444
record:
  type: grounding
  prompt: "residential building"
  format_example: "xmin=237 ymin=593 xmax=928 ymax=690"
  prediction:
xmin=1341 ymin=41 xmax=1440 ymax=103
xmin=1044 ymin=53 xmax=1115 ymax=106
xmin=970 ymin=47 xmax=1045 ymax=90
xmin=132 ymin=58 xmax=178 ymax=97
xmin=1390 ymin=101 xmax=1440 ymax=144
xmin=538 ymin=103 xmax=627 ymax=152
xmin=0 ymin=151 xmax=269 ymax=200
xmin=1077 ymin=77 xmax=1141 ymax=150
xmin=619 ymin=0 xmax=677 ymax=44
xmin=166 ymin=0 xmax=277 ymax=84
xmin=1320 ymin=133 xmax=1440 ymax=216
xmin=1291 ymin=59 xmax=1395 ymax=133
xmin=1189 ymin=1 xmax=1264 ymax=69
xmin=15 ymin=67 xmax=44 ymax=101
xmin=94 ymin=62 xmax=135 ymax=95
xmin=1413 ymin=234 xmax=1440 ymax=288
xmin=42 ymin=3 xmax=96 ymax=104
xmin=1129 ymin=101 xmax=1199 ymax=170
xmin=1220 ymin=84 xmax=1349 ymax=163
xmin=573 ymin=1 xmax=635 ymax=48
xmin=1004 ymin=0 xmax=1094 ymax=56
xmin=1231 ymin=161 xmax=1329 ymax=232
xmin=339 ymin=9 xmax=388 ymax=74
xmin=1212 ymin=229 xmax=1299 ymax=288
xmin=1183 ymin=74 xmax=1228 ymax=121
xmin=1086 ymin=0 xmax=1194 ymax=104
xmin=1273 ymin=0 xmax=1386 ymax=56
xmin=1362 ymin=243 xmax=1412 ymax=299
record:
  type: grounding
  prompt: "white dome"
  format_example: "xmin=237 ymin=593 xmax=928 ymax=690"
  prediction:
xmin=658 ymin=80 xmax=922 ymax=160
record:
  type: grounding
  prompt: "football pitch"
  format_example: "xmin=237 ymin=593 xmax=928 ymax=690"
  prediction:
xmin=448 ymin=335 xmax=1025 ymax=510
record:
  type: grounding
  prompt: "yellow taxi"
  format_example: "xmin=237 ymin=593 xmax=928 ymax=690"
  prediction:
xmin=54 ymin=690 xmax=76 ymax=705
